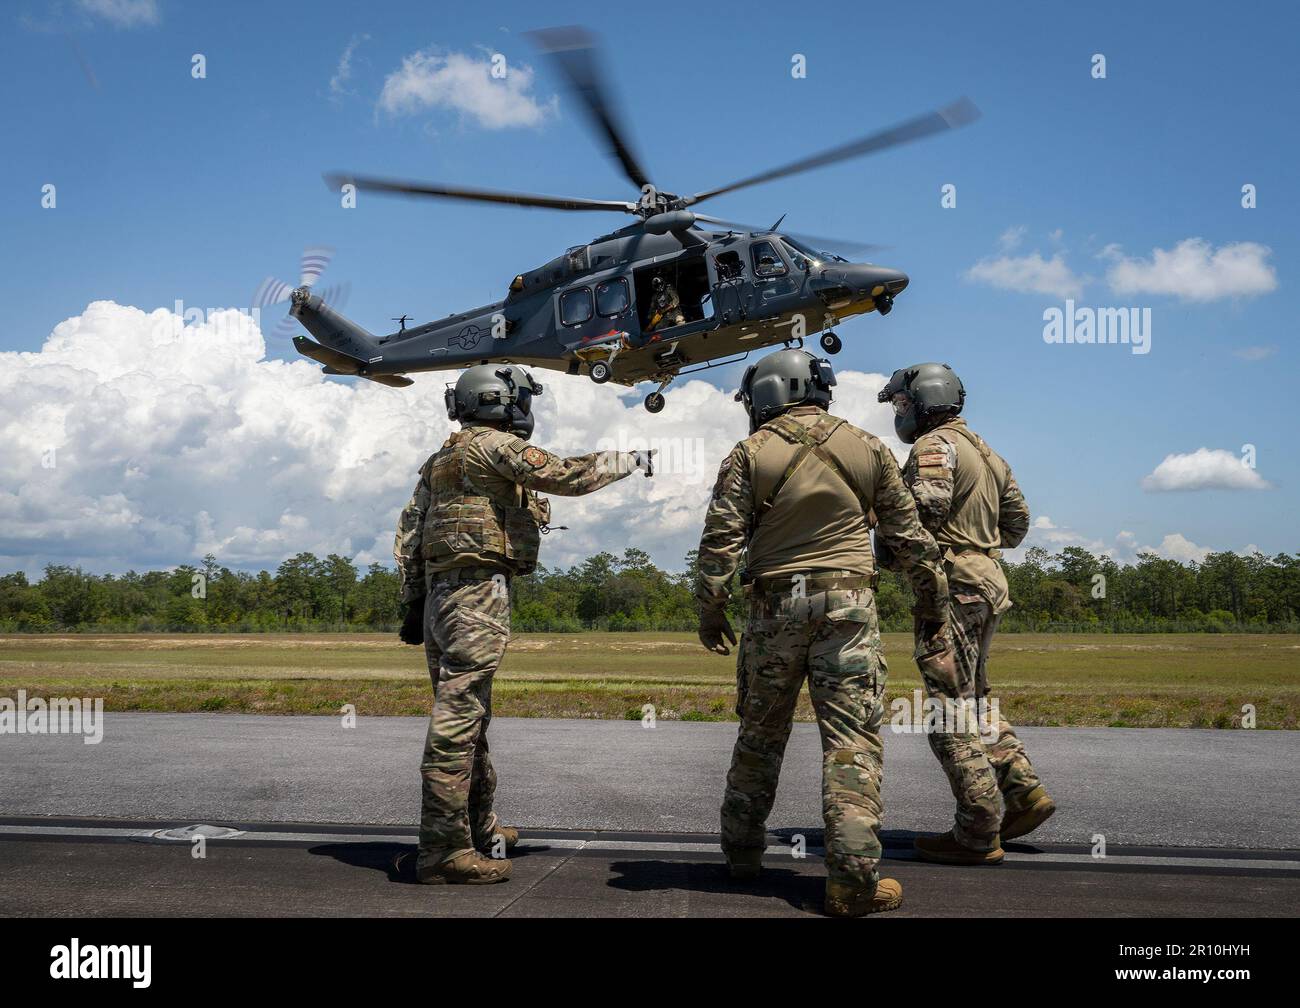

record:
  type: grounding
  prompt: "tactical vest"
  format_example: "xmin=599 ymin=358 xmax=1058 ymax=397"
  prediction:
xmin=743 ymin=411 xmax=877 ymax=579
xmin=419 ymin=428 xmax=542 ymax=575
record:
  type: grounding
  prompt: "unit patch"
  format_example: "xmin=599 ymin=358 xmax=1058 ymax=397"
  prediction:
xmin=712 ymin=457 xmax=734 ymax=499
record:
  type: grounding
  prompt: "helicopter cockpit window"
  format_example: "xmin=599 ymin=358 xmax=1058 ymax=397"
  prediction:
xmin=751 ymin=240 xmax=788 ymax=278
xmin=596 ymin=277 xmax=630 ymax=317
xmin=780 ymin=240 xmax=813 ymax=271
xmin=560 ymin=287 xmax=594 ymax=326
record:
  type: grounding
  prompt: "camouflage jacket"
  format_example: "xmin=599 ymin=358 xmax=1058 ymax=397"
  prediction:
xmin=695 ymin=406 xmax=948 ymax=620
xmin=395 ymin=425 xmax=637 ymax=602
xmin=901 ymin=417 xmax=1030 ymax=612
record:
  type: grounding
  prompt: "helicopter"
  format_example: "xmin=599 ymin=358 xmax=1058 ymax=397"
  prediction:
xmin=289 ymin=26 xmax=979 ymax=413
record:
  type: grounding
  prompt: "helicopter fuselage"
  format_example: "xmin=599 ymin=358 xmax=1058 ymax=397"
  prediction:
xmin=290 ymin=218 xmax=908 ymax=399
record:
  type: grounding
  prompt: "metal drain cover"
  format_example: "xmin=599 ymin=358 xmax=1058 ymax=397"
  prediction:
xmin=147 ymin=824 xmax=245 ymax=842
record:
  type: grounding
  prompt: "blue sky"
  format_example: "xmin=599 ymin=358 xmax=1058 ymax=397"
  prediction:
xmin=0 ymin=0 xmax=1296 ymax=573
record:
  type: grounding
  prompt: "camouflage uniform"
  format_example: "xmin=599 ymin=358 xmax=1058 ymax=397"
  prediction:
xmin=696 ymin=406 xmax=947 ymax=888
xmin=396 ymin=424 xmax=637 ymax=871
xmin=649 ymin=283 xmax=685 ymax=331
xmin=900 ymin=417 xmax=1042 ymax=847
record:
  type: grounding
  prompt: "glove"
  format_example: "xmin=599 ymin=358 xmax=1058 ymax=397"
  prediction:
xmin=632 ymin=449 xmax=656 ymax=477
xmin=399 ymin=598 xmax=426 ymax=646
xmin=698 ymin=608 xmax=737 ymax=655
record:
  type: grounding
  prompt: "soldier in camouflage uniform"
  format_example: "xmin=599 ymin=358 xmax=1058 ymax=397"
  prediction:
xmin=879 ymin=362 xmax=1055 ymax=866
xmin=647 ymin=275 xmax=686 ymax=332
xmin=695 ymin=349 xmax=948 ymax=917
xmin=395 ymin=364 xmax=653 ymax=884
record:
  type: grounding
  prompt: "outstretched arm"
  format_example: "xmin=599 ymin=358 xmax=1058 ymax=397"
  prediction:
xmin=485 ymin=438 xmax=648 ymax=496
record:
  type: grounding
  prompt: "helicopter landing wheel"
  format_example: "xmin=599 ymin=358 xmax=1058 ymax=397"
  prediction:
xmin=644 ymin=392 xmax=665 ymax=414
xmin=820 ymin=331 xmax=842 ymax=355
xmin=589 ymin=361 xmax=612 ymax=384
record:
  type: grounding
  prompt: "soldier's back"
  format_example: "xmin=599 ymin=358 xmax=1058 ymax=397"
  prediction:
xmin=743 ymin=408 xmax=884 ymax=580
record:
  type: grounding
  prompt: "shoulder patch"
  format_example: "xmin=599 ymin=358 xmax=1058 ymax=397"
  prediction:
xmin=521 ymin=446 xmax=548 ymax=469
xmin=711 ymin=457 xmax=734 ymax=499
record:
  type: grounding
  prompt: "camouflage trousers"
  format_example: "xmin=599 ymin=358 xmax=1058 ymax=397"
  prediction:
xmin=722 ymin=587 xmax=887 ymax=888
xmin=417 ymin=570 xmax=511 ymax=871
xmin=919 ymin=593 xmax=1043 ymax=848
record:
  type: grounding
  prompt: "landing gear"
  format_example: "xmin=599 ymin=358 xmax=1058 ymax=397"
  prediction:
xmin=589 ymin=361 xmax=611 ymax=384
xmin=820 ymin=331 xmax=842 ymax=355
xmin=644 ymin=376 xmax=672 ymax=413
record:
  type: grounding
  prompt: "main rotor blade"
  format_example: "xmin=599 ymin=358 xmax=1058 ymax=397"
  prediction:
xmin=693 ymin=214 xmax=889 ymax=256
xmin=527 ymin=26 xmax=652 ymax=192
xmin=685 ymin=97 xmax=980 ymax=207
xmin=324 ymin=173 xmax=637 ymax=213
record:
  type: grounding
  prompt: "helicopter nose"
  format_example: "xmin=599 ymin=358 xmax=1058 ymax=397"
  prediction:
xmin=856 ymin=265 xmax=908 ymax=298
xmin=811 ymin=263 xmax=908 ymax=314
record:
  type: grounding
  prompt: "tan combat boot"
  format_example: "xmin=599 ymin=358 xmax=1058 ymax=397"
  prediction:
xmin=474 ymin=824 xmax=520 ymax=855
xmin=913 ymin=830 xmax=1005 ymax=866
xmin=724 ymin=848 xmax=763 ymax=881
xmin=417 ymin=850 xmax=513 ymax=885
xmin=1001 ymin=786 xmax=1057 ymax=841
xmin=825 ymin=877 xmax=903 ymax=917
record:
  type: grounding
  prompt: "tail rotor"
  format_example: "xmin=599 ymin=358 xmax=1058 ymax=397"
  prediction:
xmin=252 ymin=246 xmax=350 ymax=338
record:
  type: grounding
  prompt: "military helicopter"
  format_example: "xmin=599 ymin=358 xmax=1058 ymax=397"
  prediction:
xmin=289 ymin=26 xmax=978 ymax=413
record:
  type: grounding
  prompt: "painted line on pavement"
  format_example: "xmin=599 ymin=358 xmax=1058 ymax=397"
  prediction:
xmin=1 ymin=823 xmax=1297 ymax=873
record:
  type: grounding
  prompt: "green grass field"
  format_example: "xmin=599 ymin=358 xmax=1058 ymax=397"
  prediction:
xmin=1 ymin=631 xmax=1296 ymax=728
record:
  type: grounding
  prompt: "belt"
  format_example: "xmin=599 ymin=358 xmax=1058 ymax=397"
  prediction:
xmin=744 ymin=570 xmax=877 ymax=597
xmin=432 ymin=566 xmax=511 ymax=583
xmin=944 ymin=545 xmax=1002 ymax=560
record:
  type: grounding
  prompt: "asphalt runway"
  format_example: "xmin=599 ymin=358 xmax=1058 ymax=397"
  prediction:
xmin=2 ymin=714 xmax=1297 ymax=847
xmin=1 ymin=818 xmax=1296 ymax=917
xmin=1 ymin=715 xmax=1297 ymax=916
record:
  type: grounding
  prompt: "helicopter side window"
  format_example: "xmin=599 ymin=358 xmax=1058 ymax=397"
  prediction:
xmin=751 ymin=240 xmax=788 ymax=278
xmin=715 ymin=250 xmax=744 ymax=281
xmin=560 ymin=287 xmax=593 ymax=326
xmin=596 ymin=278 xmax=630 ymax=317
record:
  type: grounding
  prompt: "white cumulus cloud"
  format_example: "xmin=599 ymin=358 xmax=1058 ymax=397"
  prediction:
xmin=1015 ymin=518 xmax=1225 ymax=566
xmin=378 ymin=48 xmax=556 ymax=129
xmin=1141 ymin=448 xmax=1271 ymax=492
xmin=965 ymin=251 xmax=1085 ymax=299
xmin=1105 ymin=238 xmax=1277 ymax=302
xmin=0 ymin=301 xmax=900 ymax=576
xmin=1154 ymin=533 xmax=1211 ymax=564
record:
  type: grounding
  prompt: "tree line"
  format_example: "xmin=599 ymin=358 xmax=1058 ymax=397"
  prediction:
xmin=1 ymin=545 xmax=1296 ymax=634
